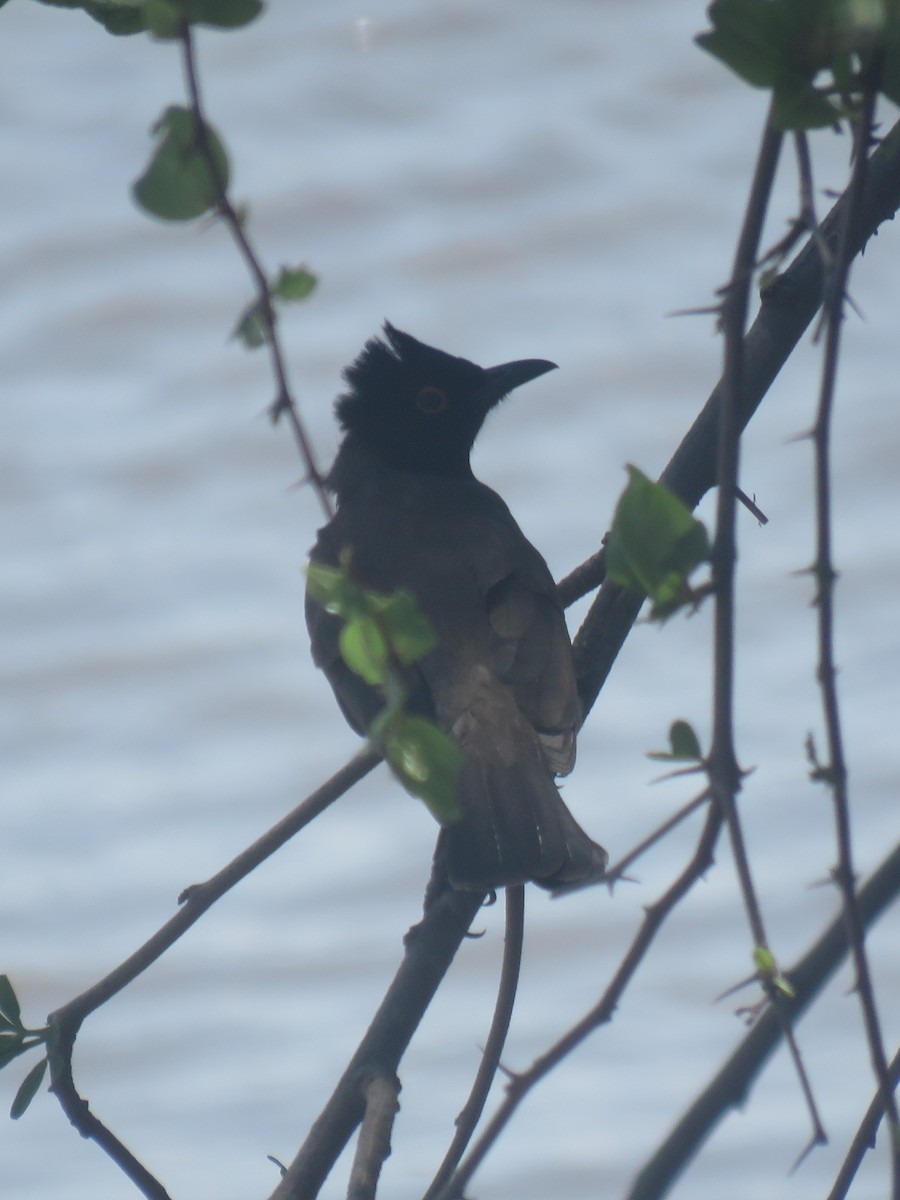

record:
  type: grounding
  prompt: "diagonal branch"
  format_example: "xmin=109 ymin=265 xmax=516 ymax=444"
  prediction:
xmin=568 ymin=115 xmax=900 ymax=714
xmin=625 ymin=841 xmax=900 ymax=1200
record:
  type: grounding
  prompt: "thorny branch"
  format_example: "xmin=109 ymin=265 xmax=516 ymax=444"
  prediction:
xmin=179 ymin=23 xmax=333 ymax=518
xmin=810 ymin=60 xmax=900 ymax=1199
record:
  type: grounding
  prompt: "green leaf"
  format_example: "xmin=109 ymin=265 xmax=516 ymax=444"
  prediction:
xmin=753 ymin=946 xmax=795 ymax=997
xmin=606 ymin=465 xmax=711 ymax=619
xmin=10 ymin=1057 xmax=47 ymax=1119
xmin=231 ymin=298 xmax=271 ymax=349
xmin=383 ymin=714 xmax=461 ymax=822
xmin=0 ymin=1034 xmax=26 ymax=1071
xmin=132 ymin=106 xmax=229 ymax=222
xmin=878 ymin=14 xmax=900 ymax=106
xmin=696 ymin=0 xmax=783 ymax=88
xmin=340 ymin=616 xmax=389 ymax=686
xmin=306 ymin=562 xmax=366 ymax=620
xmin=370 ymin=590 xmax=436 ymax=665
xmin=0 ymin=976 xmax=22 ymax=1029
xmin=272 ymin=265 xmax=317 ymax=302
xmin=142 ymin=0 xmax=181 ymax=37
xmin=771 ymin=78 xmax=842 ymax=130
xmin=181 ymin=0 xmax=263 ymax=28
xmin=753 ymin=944 xmax=776 ymax=976
xmin=84 ymin=0 xmax=147 ymax=35
xmin=648 ymin=719 xmax=703 ymax=763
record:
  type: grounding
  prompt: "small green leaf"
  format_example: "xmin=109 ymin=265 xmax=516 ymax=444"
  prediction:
xmin=305 ymin=562 xmax=369 ymax=622
xmin=232 ymin=298 xmax=271 ymax=349
xmin=132 ymin=106 xmax=229 ymax=222
xmin=606 ymin=465 xmax=711 ymax=619
xmin=340 ymin=616 xmax=389 ymax=686
xmin=370 ymin=590 xmax=436 ymax=665
xmin=0 ymin=976 xmax=22 ymax=1029
xmin=10 ymin=1057 xmax=47 ymax=1119
xmin=272 ymin=266 xmax=317 ymax=302
xmin=648 ymin=719 xmax=703 ymax=763
xmin=753 ymin=945 xmax=776 ymax=977
xmin=383 ymin=714 xmax=461 ymax=822
xmin=772 ymin=973 xmax=796 ymax=998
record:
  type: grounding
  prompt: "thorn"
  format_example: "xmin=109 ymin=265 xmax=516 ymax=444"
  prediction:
xmin=715 ymin=972 xmax=759 ymax=1003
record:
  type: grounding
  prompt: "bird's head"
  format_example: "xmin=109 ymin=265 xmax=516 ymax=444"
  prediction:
xmin=334 ymin=322 xmax=557 ymax=477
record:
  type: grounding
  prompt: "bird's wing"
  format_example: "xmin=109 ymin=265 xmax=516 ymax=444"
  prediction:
xmin=482 ymin=564 xmax=580 ymax=774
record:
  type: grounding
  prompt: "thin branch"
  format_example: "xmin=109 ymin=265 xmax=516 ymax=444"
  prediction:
xmin=269 ymin=883 xmax=487 ymax=1200
xmin=44 ymin=750 xmax=379 ymax=1184
xmin=812 ymin=64 xmax=900 ymax=1198
xmin=48 ymin=1055 xmax=174 ymax=1200
xmin=826 ymin=1045 xmax=900 ymax=1200
xmin=602 ymin=788 xmax=711 ymax=886
xmin=347 ymin=1073 xmax=401 ymax=1200
xmin=178 ymin=23 xmax=333 ymax=518
xmin=712 ymin=105 xmax=825 ymax=1154
xmin=422 ymin=885 xmax=525 ymax=1200
xmin=625 ymin=841 xmax=900 ymax=1200
xmin=50 ymin=750 xmax=379 ymax=1030
xmin=432 ymin=807 xmax=724 ymax=1200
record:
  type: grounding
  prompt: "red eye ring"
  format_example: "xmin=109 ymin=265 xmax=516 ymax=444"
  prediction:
xmin=415 ymin=385 xmax=448 ymax=414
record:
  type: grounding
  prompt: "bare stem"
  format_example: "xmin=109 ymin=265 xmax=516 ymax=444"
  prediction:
xmin=422 ymin=886 xmax=525 ymax=1200
xmin=812 ymin=66 xmax=900 ymax=1197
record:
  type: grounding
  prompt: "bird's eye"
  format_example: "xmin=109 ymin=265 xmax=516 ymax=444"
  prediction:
xmin=415 ymin=385 xmax=448 ymax=414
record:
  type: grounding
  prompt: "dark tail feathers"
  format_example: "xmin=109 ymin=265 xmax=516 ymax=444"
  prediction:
xmin=437 ymin=756 xmax=607 ymax=891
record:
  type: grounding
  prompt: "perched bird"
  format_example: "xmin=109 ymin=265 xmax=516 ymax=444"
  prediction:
xmin=306 ymin=323 xmax=607 ymax=891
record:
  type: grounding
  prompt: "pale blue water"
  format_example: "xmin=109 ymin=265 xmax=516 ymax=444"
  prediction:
xmin=1 ymin=2 xmax=898 ymax=1199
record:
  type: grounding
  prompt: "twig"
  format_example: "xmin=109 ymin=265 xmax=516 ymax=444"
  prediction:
xmin=433 ymin=807 xmax=724 ymax=1200
xmin=178 ymin=23 xmax=332 ymax=518
xmin=625 ymin=840 xmax=900 ymax=1200
xmin=45 ymin=750 xmax=379 ymax=1183
xmin=49 ymin=1048 xmax=174 ymax=1200
xmin=811 ymin=61 xmax=900 ymax=1199
xmin=712 ymin=105 xmax=825 ymax=1153
xmin=347 ymin=1073 xmax=401 ymax=1200
xmin=603 ymin=789 xmax=711 ymax=886
xmin=422 ymin=885 xmax=525 ymax=1200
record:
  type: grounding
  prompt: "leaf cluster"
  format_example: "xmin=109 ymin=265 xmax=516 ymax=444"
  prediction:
xmin=697 ymin=0 xmax=900 ymax=129
xmin=307 ymin=561 xmax=462 ymax=823
xmin=0 ymin=976 xmax=51 ymax=1120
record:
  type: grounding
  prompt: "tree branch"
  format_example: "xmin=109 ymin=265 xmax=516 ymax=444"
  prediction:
xmin=568 ymin=114 xmax=900 ymax=713
xmin=268 ymin=883 xmax=487 ymax=1200
xmin=625 ymin=841 xmax=900 ymax=1200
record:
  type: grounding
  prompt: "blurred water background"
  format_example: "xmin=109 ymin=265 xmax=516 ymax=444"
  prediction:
xmin=1 ymin=2 xmax=898 ymax=1198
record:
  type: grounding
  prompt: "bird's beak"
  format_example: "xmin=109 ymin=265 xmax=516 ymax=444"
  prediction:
xmin=478 ymin=358 xmax=557 ymax=408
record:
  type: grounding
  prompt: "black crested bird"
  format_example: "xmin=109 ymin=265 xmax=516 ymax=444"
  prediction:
xmin=306 ymin=323 xmax=607 ymax=891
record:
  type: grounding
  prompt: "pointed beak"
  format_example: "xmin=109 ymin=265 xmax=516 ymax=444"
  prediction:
xmin=478 ymin=358 xmax=557 ymax=408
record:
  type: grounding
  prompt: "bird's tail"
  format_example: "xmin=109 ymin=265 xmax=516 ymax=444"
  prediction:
xmin=437 ymin=754 xmax=607 ymax=891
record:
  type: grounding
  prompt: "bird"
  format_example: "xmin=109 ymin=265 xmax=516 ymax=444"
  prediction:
xmin=305 ymin=322 xmax=607 ymax=892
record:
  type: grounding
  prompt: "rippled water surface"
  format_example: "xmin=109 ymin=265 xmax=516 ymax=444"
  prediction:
xmin=1 ymin=3 xmax=898 ymax=1198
